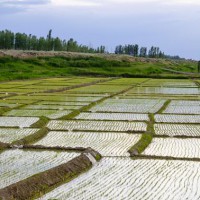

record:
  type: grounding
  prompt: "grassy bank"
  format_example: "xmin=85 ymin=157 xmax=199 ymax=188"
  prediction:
xmin=0 ymin=54 xmax=199 ymax=81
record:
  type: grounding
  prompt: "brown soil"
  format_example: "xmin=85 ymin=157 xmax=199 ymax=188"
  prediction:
xmin=0 ymin=142 xmax=10 ymax=150
xmin=21 ymin=144 xmax=87 ymax=152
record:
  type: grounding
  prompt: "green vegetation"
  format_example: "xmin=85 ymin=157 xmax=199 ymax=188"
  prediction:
xmin=0 ymin=107 xmax=11 ymax=116
xmin=128 ymin=133 xmax=153 ymax=155
xmin=115 ymin=44 xmax=165 ymax=58
xmin=198 ymin=61 xmax=200 ymax=73
xmin=156 ymin=100 xmax=171 ymax=114
xmin=12 ymin=127 xmax=49 ymax=145
xmin=31 ymin=116 xmax=50 ymax=128
xmin=128 ymin=113 xmax=155 ymax=156
xmin=0 ymin=152 xmax=96 ymax=200
xmin=0 ymin=29 xmax=106 ymax=53
xmin=59 ymin=110 xmax=81 ymax=120
xmin=0 ymin=55 xmax=199 ymax=82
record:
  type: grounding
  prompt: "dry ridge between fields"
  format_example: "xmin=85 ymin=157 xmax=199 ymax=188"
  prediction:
xmin=0 ymin=148 xmax=101 ymax=200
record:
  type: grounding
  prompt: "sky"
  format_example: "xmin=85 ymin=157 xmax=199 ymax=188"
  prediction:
xmin=0 ymin=0 xmax=200 ymax=60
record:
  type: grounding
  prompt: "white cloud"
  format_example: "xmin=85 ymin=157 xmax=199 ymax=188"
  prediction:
xmin=0 ymin=0 xmax=51 ymax=15
xmin=164 ymin=0 xmax=200 ymax=5
xmin=1 ymin=0 xmax=50 ymax=6
xmin=109 ymin=0 xmax=200 ymax=4
xmin=51 ymin=0 xmax=101 ymax=7
xmin=50 ymin=0 xmax=200 ymax=7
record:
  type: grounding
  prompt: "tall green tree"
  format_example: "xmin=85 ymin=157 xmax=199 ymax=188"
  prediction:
xmin=67 ymin=38 xmax=78 ymax=52
xmin=0 ymin=30 xmax=14 ymax=49
xmin=198 ymin=61 xmax=200 ymax=73
xmin=140 ymin=47 xmax=147 ymax=57
xmin=133 ymin=44 xmax=139 ymax=57
xmin=15 ymin=33 xmax=28 ymax=50
xmin=38 ymin=37 xmax=47 ymax=51
xmin=47 ymin=29 xmax=54 ymax=51
xmin=54 ymin=37 xmax=63 ymax=51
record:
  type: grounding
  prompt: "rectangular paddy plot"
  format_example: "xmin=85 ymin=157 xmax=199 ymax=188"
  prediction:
xmin=15 ymin=86 xmax=67 ymax=93
xmin=35 ymin=131 xmax=140 ymax=156
xmin=36 ymin=101 xmax=89 ymax=106
xmin=7 ymin=95 xmax=102 ymax=102
xmin=0 ymin=149 xmax=79 ymax=189
xmin=0 ymin=99 xmax=38 ymax=104
xmin=119 ymin=95 xmax=200 ymax=100
xmin=37 ymin=79 xmax=75 ymax=86
xmin=155 ymin=114 xmax=200 ymax=124
xmin=0 ymin=117 xmax=39 ymax=128
xmin=48 ymin=77 xmax=106 ymax=84
xmin=67 ymin=85 xmax=129 ymax=94
xmin=127 ymin=87 xmax=200 ymax=95
xmin=34 ymin=93 xmax=108 ymax=97
xmin=47 ymin=120 xmax=147 ymax=132
xmin=0 ymin=102 xmax=21 ymax=108
xmin=141 ymin=79 xmax=197 ymax=88
xmin=143 ymin=138 xmax=200 ymax=158
xmin=164 ymin=100 xmax=200 ymax=114
xmin=98 ymin=78 xmax=147 ymax=85
xmin=4 ymin=110 xmax=72 ymax=119
xmin=39 ymin=158 xmax=200 ymax=200
xmin=0 ymin=128 xmax=39 ymax=143
xmin=0 ymin=88 xmax=46 ymax=94
xmin=23 ymin=104 xmax=82 ymax=110
xmin=0 ymin=85 xmax=22 ymax=89
xmin=154 ymin=124 xmax=200 ymax=137
xmin=90 ymin=99 xmax=166 ymax=113
xmin=0 ymin=93 xmax=8 ymax=98
xmin=75 ymin=112 xmax=149 ymax=121
xmin=170 ymin=100 xmax=200 ymax=106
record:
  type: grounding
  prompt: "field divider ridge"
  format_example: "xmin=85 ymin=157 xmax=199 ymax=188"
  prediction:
xmin=0 ymin=148 xmax=102 ymax=200
xmin=128 ymin=113 xmax=155 ymax=156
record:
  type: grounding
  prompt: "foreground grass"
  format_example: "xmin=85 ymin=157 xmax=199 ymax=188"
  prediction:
xmin=0 ymin=55 xmax=198 ymax=81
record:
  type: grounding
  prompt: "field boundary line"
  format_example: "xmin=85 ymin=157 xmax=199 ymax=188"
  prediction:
xmin=132 ymin=155 xmax=200 ymax=162
xmin=0 ymin=148 xmax=102 ymax=200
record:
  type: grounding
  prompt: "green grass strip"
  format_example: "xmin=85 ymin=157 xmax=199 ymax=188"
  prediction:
xmin=128 ymin=133 xmax=153 ymax=156
xmin=156 ymin=100 xmax=171 ymax=114
xmin=31 ymin=116 xmax=50 ymax=128
xmin=0 ymin=150 xmax=101 ymax=200
xmin=128 ymin=114 xmax=155 ymax=156
xmin=0 ymin=107 xmax=11 ymax=116
xmin=12 ymin=127 xmax=49 ymax=145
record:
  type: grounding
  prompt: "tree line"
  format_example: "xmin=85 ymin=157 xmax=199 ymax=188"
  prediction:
xmin=115 ymin=44 xmax=165 ymax=58
xmin=0 ymin=29 xmax=106 ymax=53
xmin=0 ymin=29 xmax=181 ymax=59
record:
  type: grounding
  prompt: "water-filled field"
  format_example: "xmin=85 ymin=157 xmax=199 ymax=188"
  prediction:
xmin=0 ymin=77 xmax=200 ymax=199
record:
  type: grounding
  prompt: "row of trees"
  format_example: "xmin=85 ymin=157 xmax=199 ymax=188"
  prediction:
xmin=115 ymin=44 xmax=165 ymax=58
xmin=0 ymin=29 xmax=106 ymax=53
xmin=1 ymin=29 xmax=181 ymax=59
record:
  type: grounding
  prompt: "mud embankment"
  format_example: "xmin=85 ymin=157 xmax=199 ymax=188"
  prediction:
xmin=0 ymin=148 xmax=101 ymax=200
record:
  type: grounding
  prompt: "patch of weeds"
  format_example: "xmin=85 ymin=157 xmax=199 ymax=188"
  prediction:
xmin=0 ymin=107 xmax=11 ymax=116
xmin=59 ymin=110 xmax=80 ymax=120
xmin=128 ymin=133 xmax=153 ymax=156
xmin=12 ymin=127 xmax=49 ymax=145
xmin=0 ymin=151 xmax=99 ymax=200
xmin=147 ymin=113 xmax=155 ymax=134
xmin=31 ymin=116 xmax=50 ymax=128
xmin=156 ymin=100 xmax=171 ymax=114
xmin=128 ymin=113 xmax=155 ymax=156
